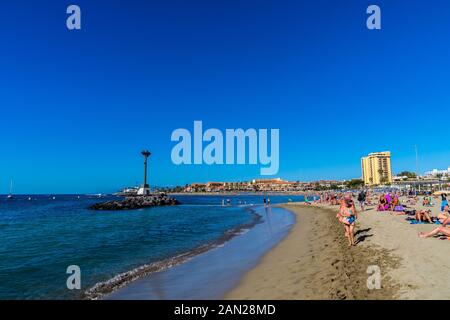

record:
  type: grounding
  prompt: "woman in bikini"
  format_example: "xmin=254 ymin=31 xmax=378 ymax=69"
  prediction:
xmin=418 ymin=217 xmax=450 ymax=238
xmin=338 ymin=198 xmax=357 ymax=246
xmin=415 ymin=209 xmax=433 ymax=223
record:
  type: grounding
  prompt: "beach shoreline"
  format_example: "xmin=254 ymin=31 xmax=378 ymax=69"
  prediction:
xmin=85 ymin=206 xmax=263 ymax=300
xmin=169 ymin=192 xmax=312 ymax=196
xmin=102 ymin=205 xmax=295 ymax=300
xmin=226 ymin=200 xmax=450 ymax=299
xmin=225 ymin=203 xmax=401 ymax=299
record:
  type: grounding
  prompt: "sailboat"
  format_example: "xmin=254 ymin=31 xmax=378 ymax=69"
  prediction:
xmin=7 ymin=179 xmax=13 ymax=199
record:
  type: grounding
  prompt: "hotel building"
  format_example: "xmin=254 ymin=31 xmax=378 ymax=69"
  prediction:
xmin=361 ymin=151 xmax=393 ymax=186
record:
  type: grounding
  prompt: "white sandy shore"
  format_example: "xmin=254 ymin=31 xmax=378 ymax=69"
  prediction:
xmin=226 ymin=197 xmax=450 ymax=300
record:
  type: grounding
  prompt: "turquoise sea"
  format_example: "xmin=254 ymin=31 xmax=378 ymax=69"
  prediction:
xmin=0 ymin=194 xmax=305 ymax=299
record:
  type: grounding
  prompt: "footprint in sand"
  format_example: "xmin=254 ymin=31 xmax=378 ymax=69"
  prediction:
xmin=331 ymin=259 xmax=341 ymax=266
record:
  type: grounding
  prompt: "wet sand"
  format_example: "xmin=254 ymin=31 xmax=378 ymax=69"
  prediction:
xmin=104 ymin=206 xmax=295 ymax=300
xmin=226 ymin=204 xmax=402 ymax=300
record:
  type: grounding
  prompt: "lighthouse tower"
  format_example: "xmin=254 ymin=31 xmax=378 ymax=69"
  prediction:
xmin=137 ymin=150 xmax=151 ymax=196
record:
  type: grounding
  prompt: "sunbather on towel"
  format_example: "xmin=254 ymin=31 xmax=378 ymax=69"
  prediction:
xmin=418 ymin=223 xmax=450 ymax=239
xmin=415 ymin=209 xmax=433 ymax=224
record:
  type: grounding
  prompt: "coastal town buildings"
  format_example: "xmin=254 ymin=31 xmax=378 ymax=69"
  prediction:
xmin=424 ymin=167 xmax=450 ymax=178
xmin=182 ymin=178 xmax=346 ymax=193
xmin=361 ymin=151 xmax=393 ymax=186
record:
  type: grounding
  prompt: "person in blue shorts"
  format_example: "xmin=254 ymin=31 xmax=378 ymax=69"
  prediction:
xmin=441 ymin=193 xmax=448 ymax=211
xmin=338 ymin=198 xmax=358 ymax=246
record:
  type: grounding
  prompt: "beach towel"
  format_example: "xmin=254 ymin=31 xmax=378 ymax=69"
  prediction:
xmin=409 ymin=220 xmax=440 ymax=225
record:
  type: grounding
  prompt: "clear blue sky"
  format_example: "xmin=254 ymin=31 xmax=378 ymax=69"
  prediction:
xmin=1 ymin=0 xmax=450 ymax=194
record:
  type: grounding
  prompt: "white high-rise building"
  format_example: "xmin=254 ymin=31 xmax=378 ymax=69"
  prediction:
xmin=424 ymin=167 xmax=450 ymax=177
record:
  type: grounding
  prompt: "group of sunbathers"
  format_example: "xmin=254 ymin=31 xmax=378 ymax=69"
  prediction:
xmin=346 ymin=191 xmax=450 ymax=241
xmin=321 ymin=190 xmax=450 ymax=242
xmin=377 ymin=192 xmax=404 ymax=212
xmin=419 ymin=194 xmax=450 ymax=239
xmin=376 ymin=192 xmax=450 ymax=239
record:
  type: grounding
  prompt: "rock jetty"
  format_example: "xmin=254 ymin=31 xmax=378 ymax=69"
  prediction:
xmin=89 ymin=193 xmax=179 ymax=210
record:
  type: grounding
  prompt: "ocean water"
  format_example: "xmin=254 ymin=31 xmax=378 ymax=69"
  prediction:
xmin=106 ymin=205 xmax=296 ymax=300
xmin=0 ymin=194 xmax=304 ymax=300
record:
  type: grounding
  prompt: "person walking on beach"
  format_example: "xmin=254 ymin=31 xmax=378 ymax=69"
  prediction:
xmin=338 ymin=196 xmax=358 ymax=246
xmin=357 ymin=190 xmax=366 ymax=211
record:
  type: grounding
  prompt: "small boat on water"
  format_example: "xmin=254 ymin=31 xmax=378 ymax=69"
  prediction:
xmin=6 ymin=180 xmax=13 ymax=199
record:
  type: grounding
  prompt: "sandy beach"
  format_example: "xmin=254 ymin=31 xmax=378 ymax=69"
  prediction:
xmin=226 ymin=199 xmax=450 ymax=300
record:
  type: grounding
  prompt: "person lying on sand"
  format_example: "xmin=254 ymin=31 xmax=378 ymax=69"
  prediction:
xmin=338 ymin=197 xmax=357 ymax=246
xmin=418 ymin=223 xmax=450 ymax=239
xmin=415 ymin=209 xmax=433 ymax=224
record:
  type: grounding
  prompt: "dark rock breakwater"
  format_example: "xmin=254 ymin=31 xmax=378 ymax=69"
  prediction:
xmin=89 ymin=193 xmax=179 ymax=210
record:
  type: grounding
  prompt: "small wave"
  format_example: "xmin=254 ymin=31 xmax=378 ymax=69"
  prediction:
xmin=83 ymin=209 xmax=262 ymax=300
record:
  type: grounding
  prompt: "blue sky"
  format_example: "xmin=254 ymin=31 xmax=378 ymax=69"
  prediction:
xmin=1 ymin=0 xmax=450 ymax=193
